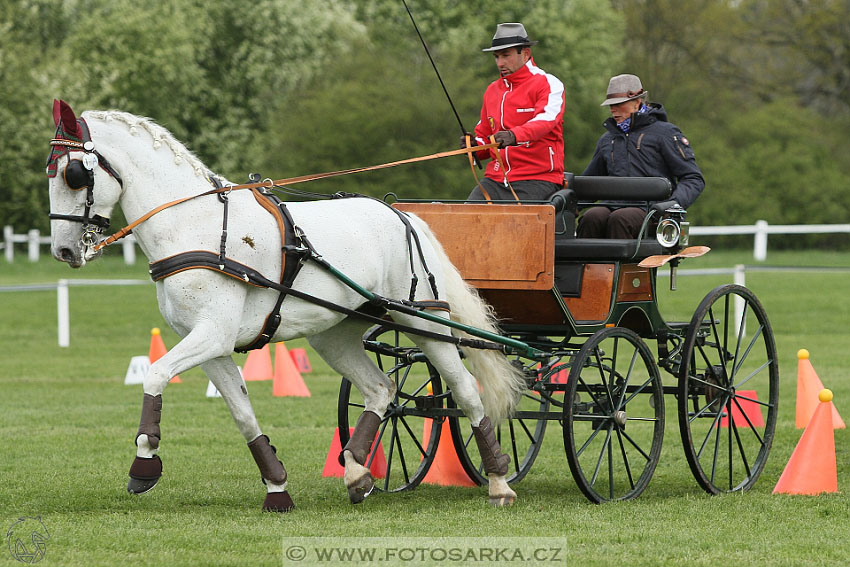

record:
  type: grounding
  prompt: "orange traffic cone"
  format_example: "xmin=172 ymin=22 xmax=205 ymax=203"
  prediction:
xmin=289 ymin=348 xmax=313 ymax=373
xmin=774 ymin=389 xmax=838 ymax=495
xmin=321 ymin=427 xmax=386 ymax=478
xmin=421 ymin=419 xmax=477 ymax=487
xmin=272 ymin=342 xmax=310 ymax=397
xmin=796 ymin=349 xmax=844 ymax=429
xmin=149 ymin=328 xmax=181 ymax=383
xmin=242 ymin=344 xmax=273 ymax=381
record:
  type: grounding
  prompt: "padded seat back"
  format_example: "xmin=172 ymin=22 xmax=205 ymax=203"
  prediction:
xmin=569 ymin=176 xmax=672 ymax=202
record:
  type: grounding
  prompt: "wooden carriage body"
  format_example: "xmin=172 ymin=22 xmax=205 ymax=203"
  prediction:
xmin=393 ymin=176 xmax=673 ymax=337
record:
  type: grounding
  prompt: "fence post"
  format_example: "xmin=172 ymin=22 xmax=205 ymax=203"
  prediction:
xmin=122 ymin=236 xmax=136 ymax=265
xmin=734 ymin=264 xmax=746 ymax=338
xmin=28 ymin=229 xmax=41 ymax=262
xmin=753 ymin=220 xmax=768 ymax=261
xmin=4 ymin=225 xmax=13 ymax=263
xmin=57 ymin=279 xmax=70 ymax=347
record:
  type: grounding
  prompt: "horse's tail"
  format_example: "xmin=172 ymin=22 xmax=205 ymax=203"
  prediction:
xmin=416 ymin=222 xmax=526 ymax=424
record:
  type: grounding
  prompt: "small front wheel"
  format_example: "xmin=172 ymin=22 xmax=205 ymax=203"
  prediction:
xmin=563 ymin=327 xmax=665 ymax=503
xmin=337 ymin=326 xmax=444 ymax=493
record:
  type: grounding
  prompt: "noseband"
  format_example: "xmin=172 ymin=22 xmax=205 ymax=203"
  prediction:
xmin=47 ymin=117 xmax=123 ymax=246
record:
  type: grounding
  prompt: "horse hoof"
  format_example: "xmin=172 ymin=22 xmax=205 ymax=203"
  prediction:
xmin=489 ymin=494 xmax=516 ymax=507
xmin=127 ymin=477 xmax=159 ymax=494
xmin=263 ymin=491 xmax=295 ymax=512
xmin=127 ymin=455 xmax=162 ymax=495
xmin=347 ymin=474 xmax=375 ymax=504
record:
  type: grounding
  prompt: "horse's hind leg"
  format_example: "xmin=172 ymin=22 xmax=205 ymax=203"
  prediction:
xmin=404 ymin=332 xmax=516 ymax=507
xmin=308 ymin=320 xmax=394 ymax=504
xmin=202 ymin=356 xmax=294 ymax=512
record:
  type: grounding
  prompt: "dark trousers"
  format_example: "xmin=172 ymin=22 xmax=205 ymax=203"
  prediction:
xmin=467 ymin=178 xmax=561 ymax=202
xmin=576 ymin=206 xmax=648 ymax=239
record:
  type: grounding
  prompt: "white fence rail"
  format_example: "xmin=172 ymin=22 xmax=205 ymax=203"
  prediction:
xmin=4 ymin=221 xmax=849 ymax=264
xmin=2 ymin=225 xmax=137 ymax=264
xmin=2 ymin=265 xmax=849 ymax=347
xmin=689 ymin=220 xmax=850 ymax=261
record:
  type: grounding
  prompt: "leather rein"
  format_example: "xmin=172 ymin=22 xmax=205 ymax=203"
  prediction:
xmin=93 ymin=138 xmax=504 ymax=252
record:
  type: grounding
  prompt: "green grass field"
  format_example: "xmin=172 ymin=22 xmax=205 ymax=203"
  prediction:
xmin=1 ymin=248 xmax=848 ymax=566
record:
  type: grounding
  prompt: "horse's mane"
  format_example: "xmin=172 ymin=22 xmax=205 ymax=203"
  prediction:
xmin=83 ymin=110 xmax=224 ymax=183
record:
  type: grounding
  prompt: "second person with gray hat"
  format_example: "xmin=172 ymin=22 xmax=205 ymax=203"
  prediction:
xmin=578 ymin=73 xmax=705 ymax=239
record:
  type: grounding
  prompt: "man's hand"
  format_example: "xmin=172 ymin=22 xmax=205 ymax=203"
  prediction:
xmin=493 ymin=130 xmax=516 ymax=148
xmin=459 ymin=132 xmax=477 ymax=150
xmin=650 ymin=200 xmax=679 ymax=214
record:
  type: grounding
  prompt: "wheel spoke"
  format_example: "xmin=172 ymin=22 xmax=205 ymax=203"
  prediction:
xmin=618 ymin=428 xmax=652 ymax=461
xmin=696 ymin=397 xmax=727 ymax=459
xmin=575 ymin=415 xmax=608 ymax=458
xmin=589 ymin=425 xmax=613 ymax=489
xmin=731 ymin=324 xmax=764 ymax=380
xmin=731 ymin=396 xmax=766 ymax=446
xmin=397 ymin=414 xmax=429 ymax=458
xmin=730 ymin=413 xmax=752 ymax=479
xmin=615 ymin=427 xmax=636 ymax=490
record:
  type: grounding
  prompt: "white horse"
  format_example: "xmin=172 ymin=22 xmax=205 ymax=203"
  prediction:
xmin=46 ymin=100 xmax=525 ymax=510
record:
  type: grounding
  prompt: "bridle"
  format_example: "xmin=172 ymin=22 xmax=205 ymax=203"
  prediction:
xmin=46 ymin=117 xmax=123 ymax=247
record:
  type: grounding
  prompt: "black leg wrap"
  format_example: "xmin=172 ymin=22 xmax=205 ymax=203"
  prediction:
xmin=136 ymin=393 xmax=162 ymax=449
xmin=248 ymin=434 xmax=287 ymax=485
xmin=262 ymin=491 xmax=295 ymax=513
xmin=338 ymin=411 xmax=381 ymax=467
xmin=472 ymin=416 xmax=510 ymax=477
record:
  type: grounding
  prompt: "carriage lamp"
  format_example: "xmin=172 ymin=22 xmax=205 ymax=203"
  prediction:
xmin=655 ymin=204 xmax=688 ymax=248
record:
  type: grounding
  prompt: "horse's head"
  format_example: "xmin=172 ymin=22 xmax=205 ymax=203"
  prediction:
xmin=47 ymin=99 xmax=124 ymax=267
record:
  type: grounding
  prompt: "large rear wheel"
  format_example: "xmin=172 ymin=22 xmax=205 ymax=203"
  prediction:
xmin=678 ymin=284 xmax=779 ymax=494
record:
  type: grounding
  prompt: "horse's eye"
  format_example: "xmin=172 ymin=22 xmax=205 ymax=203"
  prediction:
xmin=63 ymin=159 xmax=91 ymax=190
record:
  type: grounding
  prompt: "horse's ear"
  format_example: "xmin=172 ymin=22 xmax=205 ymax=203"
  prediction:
xmin=53 ymin=99 xmax=82 ymax=138
xmin=52 ymin=99 xmax=62 ymax=126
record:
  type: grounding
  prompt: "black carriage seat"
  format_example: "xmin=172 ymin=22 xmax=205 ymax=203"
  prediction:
xmin=551 ymin=175 xmax=672 ymax=261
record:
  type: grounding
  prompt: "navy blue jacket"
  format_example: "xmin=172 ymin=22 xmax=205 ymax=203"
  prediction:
xmin=582 ymin=103 xmax=705 ymax=209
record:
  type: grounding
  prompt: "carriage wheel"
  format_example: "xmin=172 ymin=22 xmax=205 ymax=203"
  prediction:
xmin=678 ymin=284 xmax=778 ymax=494
xmin=337 ymin=326 xmax=443 ymax=493
xmin=447 ymin=382 xmax=550 ymax=486
xmin=564 ymin=327 xmax=665 ymax=503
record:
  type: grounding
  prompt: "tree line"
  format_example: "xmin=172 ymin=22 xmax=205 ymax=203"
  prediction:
xmin=2 ymin=0 xmax=848 ymax=247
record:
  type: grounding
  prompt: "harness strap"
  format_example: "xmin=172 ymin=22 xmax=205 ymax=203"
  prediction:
xmin=148 ymin=251 xmax=500 ymax=352
xmin=237 ymin=188 xmax=310 ymax=353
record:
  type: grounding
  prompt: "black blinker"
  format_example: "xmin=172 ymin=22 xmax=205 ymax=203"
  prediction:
xmin=63 ymin=159 xmax=92 ymax=190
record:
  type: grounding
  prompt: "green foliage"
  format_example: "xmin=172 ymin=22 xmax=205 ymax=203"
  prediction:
xmin=2 ymin=0 xmax=849 ymax=247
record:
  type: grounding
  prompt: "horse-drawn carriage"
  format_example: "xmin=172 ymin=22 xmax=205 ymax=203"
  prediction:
xmin=338 ymin=175 xmax=778 ymax=503
xmin=47 ymin=101 xmax=777 ymax=509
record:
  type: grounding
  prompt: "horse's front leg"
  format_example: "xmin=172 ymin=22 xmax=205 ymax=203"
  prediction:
xmin=127 ymin=325 xmax=231 ymax=495
xmin=202 ymin=356 xmax=294 ymax=512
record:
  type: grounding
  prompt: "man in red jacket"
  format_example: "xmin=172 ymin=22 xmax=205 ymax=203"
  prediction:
xmin=464 ymin=23 xmax=565 ymax=202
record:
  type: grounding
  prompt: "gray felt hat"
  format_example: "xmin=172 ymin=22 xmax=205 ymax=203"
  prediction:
xmin=601 ymin=74 xmax=647 ymax=106
xmin=482 ymin=23 xmax=538 ymax=52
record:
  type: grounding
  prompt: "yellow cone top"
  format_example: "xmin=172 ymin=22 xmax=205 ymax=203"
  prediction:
xmin=819 ymin=389 xmax=833 ymax=403
xmin=151 ymin=327 xmax=161 ymax=336
xmin=797 ymin=349 xmax=809 ymax=360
